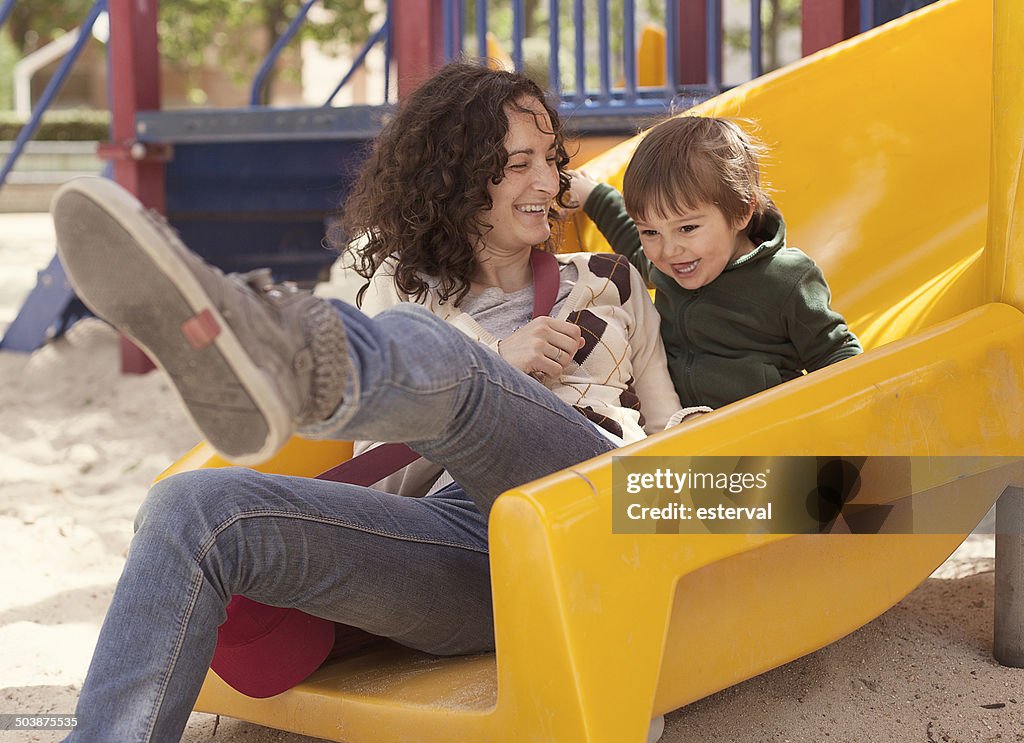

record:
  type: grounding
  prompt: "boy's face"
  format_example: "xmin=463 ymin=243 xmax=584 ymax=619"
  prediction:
xmin=633 ymin=203 xmax=754 ymax=290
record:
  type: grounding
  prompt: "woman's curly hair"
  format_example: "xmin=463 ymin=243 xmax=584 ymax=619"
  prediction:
xmin=336 ymin=61 xmax=573 ymax=307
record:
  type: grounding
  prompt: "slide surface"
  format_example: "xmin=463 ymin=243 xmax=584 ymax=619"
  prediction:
xmin=179 ymin=1 xmax=1024 ymax=741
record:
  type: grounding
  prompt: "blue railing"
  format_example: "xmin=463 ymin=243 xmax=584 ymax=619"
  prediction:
xmin=431 ymin=0 xmax=915 ymax=119
xmin=0 ymin=0 xmax=107 ymax=191
xmin=442 ymin=1 xmax=744 ymax=117
xmin=241 ymin=0 xmax=927 ymax=122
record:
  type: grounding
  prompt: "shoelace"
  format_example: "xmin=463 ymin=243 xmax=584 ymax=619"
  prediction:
xmin=237 ymin=268 xmax=301 ymax=299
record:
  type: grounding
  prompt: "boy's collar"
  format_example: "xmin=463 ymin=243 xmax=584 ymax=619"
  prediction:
xmin=725 ymin=212 xmax=786 ymax=272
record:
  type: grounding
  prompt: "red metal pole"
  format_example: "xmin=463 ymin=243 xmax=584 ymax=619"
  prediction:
xmin=802 ymin=0 xmax=860 ymax=57
xmin=392 ymin=0 xmax=445 ymax=99
xmin=677 ymin=0 xmax=707 ymax=85
xmin=105 ymin=0 xmax=165 ymax=211
xmin=105 ymin=0 xmax=165 ymax=373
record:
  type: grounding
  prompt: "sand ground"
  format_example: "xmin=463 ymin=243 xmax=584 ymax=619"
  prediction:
xmin=1 ymin=212 xmax=1020 ymax=742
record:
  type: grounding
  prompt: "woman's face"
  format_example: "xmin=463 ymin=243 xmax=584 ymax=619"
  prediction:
xmin=478 ymin=97 xmax=561 ymax=258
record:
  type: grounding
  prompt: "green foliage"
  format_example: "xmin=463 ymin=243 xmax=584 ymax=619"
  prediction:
xmin=728 ymin=0 xmax=801 ymax=72
xmin=157 ymin=0 xmax=374 ymax=91
xmin=3 ymin=0 xmax=95 ymax=53
xmin=0 ymin=110 xmax=110 ymax=140
xmin=3 ymin=0 xmax=377 ymax=103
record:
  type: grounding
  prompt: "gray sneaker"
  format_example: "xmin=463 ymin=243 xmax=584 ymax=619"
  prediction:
xmin=51 ymin=177 xmax=350 ymax=464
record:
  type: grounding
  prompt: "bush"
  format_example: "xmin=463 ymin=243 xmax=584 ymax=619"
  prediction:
xmin=0 ymin=33 xmax=15 ymax=110
xmin=0 ymin=110 xmax=110 ymax=141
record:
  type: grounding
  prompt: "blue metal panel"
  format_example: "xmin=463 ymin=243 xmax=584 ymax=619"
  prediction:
xmin=162 ymin=140 xmax=365 ymax=213
xmin=159 ymin=135 xmax=378 ymax=284
xmin=134 ymin=106 xmax=384 ymax=286
xmin=0 ymin=255 xmax=88 ymax=353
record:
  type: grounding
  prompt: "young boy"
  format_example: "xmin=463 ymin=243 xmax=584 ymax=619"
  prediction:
xmin=572 ymin=115 xmax=862 ymax=409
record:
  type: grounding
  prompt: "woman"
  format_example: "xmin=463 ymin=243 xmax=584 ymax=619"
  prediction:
xmin=51 ymin=62 xmax=680 ymax=742
xmin=346 ymin=62 xmax=681 ymax=495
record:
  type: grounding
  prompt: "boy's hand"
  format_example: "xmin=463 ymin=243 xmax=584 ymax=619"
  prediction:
xmin=558 ymin=170 xmax=600 ymax=219
xmin=498 ymin=317 xmax=585 ymax=380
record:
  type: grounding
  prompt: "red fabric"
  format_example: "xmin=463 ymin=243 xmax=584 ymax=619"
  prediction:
xmin=530 ymin=248 xmax=560 ymax=319
xmin=210 ymin=596 xmax=335 ymax=698
xmin=316 ymin=441 xmax=422 ymax=485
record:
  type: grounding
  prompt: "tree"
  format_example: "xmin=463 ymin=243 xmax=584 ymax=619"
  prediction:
xmin=158 ymin=0 xmax=375 ymax=103
xmin=724 ymin=0 xmax=801 ymax=75
xmin=4 ymin=0 xmax=94 ymax=54
xmin=2 ymin=0 xmax=375 ymax=103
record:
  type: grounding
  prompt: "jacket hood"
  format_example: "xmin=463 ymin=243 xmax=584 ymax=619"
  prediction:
xmin=724 ymin=209 xmax=786 ymax=272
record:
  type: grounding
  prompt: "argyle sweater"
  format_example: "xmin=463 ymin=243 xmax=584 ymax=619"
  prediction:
xmin=356 ymin=252 xmax=682 ymax=496
xmin=361 ymin=251 xmax=681 ymax=440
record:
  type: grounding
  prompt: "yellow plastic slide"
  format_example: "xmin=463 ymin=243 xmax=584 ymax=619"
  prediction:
xmin=167 ymin=0 xmax=1024 ymax=740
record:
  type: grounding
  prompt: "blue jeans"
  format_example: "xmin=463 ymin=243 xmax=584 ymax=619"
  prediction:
xmin=67 ymin=302 xmax=616 ymax=743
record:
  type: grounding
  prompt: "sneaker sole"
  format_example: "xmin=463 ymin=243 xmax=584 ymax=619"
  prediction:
xmin=52 ymin=177 xmax=291 ymax=464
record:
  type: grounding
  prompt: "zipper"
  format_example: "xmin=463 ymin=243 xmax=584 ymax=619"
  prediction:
xmin=679 ymin=289 xmax=700 ymax=403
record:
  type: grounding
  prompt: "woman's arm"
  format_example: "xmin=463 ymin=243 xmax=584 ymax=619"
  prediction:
xmin=622 ymin=263 xmax=683 ymax=432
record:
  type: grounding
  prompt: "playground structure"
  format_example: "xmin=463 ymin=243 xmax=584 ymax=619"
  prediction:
xmin=1 ymin=0 xmax=1022 ymax=741
xmin=1 ymin=0 xmax=918 ymax=355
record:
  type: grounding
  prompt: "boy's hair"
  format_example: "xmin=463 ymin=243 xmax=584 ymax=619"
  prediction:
xmin=622 ymin=116 xmax=779 ymax=236
xmin=338 ymin=61 xmax=572 ymax=307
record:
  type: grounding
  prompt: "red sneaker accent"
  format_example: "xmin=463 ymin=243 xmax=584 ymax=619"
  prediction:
xmin=182 ymin=309 xmax=221 ymax=350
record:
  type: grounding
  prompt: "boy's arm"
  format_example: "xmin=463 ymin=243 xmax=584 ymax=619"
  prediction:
xmin=785 ymin=263 xmax=863 ymax=371
xmin=576 ymin=178 xmax=651 ymax=282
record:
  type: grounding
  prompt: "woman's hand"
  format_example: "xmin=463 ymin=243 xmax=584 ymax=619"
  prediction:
xmin=499 ymin=317 xmax=585 ymax=380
